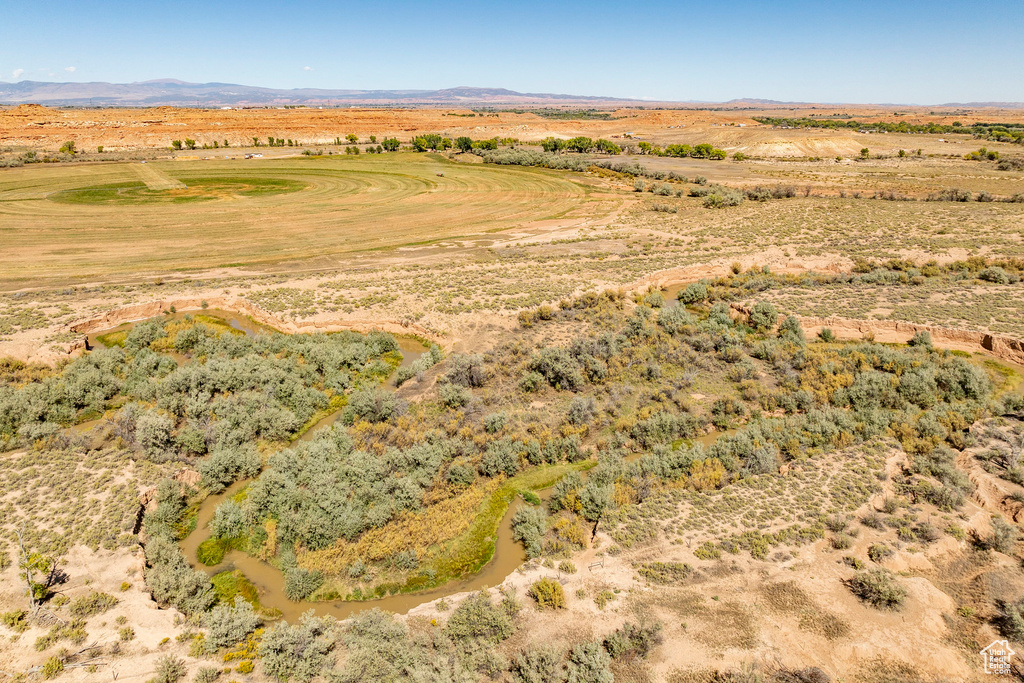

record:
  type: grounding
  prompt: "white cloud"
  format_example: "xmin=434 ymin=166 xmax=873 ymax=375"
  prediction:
xmin=303 ymin=66 xmax=313 ymax=71
xmin=12 ymin=68 xmax=24 ymax=79
xmin=65 ymin=66 xmax=76 ymax=73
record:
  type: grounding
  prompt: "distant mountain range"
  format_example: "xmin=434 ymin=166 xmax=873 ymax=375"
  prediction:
xmin=0 ymin=80 xmax=632 ymax=107
xmin=1 ymin=81 xmax=1019 ymax=109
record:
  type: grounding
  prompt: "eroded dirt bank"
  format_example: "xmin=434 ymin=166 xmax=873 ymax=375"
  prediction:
xmin=24 ymin=281 xmax=1024 ymax=371
xmin=68 ymin=295 xmax=445 ymax=348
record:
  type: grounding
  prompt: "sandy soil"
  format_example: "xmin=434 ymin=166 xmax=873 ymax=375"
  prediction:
xmin=0 ymin=547 xmax=196 ymax=682
xmin=409 ymin=449 xmax=1002 ymax=682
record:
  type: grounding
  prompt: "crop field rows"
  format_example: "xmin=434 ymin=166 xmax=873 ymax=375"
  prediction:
xmin=0 ymin=154 xmax=603 ymax=288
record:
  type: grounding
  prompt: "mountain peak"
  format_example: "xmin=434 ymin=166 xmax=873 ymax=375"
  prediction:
xmin=0 ymin=79 xmax=629 ymax=107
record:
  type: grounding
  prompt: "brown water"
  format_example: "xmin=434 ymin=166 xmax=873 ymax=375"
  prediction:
xmin=180 ymin=425 xmax=732 ymax=622
xmin=180 ymin=478 xmax=531 ymax=622
xmin=165 ymin=325 xmax=506 ymax=622
xmin=395 ymin=336 xmax=429 ymax=370
xmin=84 ymin=310 xmax=747 ymax=619
xmin=87 ymin=308 xmax=273 ymax=349
xmin=661 ymin=283 xmax=685 ymax=305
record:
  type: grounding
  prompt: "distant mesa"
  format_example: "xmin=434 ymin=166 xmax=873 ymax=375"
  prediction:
xmin=0 ymin=80 xmax=632 ymax=107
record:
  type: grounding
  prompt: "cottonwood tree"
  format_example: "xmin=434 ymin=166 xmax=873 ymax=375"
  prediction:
xmin=16 ymin=526 xmax=62 ymax=610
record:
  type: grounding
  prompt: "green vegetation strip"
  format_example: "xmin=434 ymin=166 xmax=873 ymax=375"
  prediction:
xmin=427 ymin=460 xmax=596 ymax=586
xmin=211 ymin=570 xmax=281 ymax=619
xmin=49 ymin=177 xmax=307 ymax=205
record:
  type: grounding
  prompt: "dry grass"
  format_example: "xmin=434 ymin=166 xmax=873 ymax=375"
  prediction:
xmin=759 ymin=581 xmax=850 ymax=640
xmin=854 ymin=657 xmax=927 ymax=683
xmin=0 ymin=154 xmax=603 ymax=288
xmin=693 ymin=600 xmax=759 ymax=652
xmin=0 ymin=442 xmax=172 ymax=555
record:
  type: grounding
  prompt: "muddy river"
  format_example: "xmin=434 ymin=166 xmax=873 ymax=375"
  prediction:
xmin=90 ymin=310 xmax=533 ymax=620
xmin=90 ymin=307 xmax=1023 ymax=621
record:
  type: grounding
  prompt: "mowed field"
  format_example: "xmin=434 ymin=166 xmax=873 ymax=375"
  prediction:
xmin=0 ymin=153 xmax=604 ymax=288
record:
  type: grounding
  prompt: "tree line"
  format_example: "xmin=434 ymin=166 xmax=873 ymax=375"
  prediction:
xmin=755 ymin=116 xmax=1024 ymax=144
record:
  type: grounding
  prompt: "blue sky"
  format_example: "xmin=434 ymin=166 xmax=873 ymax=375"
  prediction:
xmin=3 ymin=0 xmax=1022 ymax=103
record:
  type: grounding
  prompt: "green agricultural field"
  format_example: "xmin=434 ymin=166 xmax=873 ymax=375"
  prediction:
xmin=0 ymin=153 xmax=604 ymax=288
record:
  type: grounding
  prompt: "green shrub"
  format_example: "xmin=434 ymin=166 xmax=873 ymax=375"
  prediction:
xmin=500 ymin=586 xmax=522 ymax=619
xmin=150 ymin=655 xmax=186 ymax=683
xmin=867 ymin=543 xmax=893 ymax=563
xmin=42 ymin=656 xmax=64 ymax=679
xmin=511 ymin=644 xmax=565 ymax=683
xmin=511 ymin=506 xmax=548 ymax=558
xmin=657 ymin=305 xmax=697 ymax=335
xmin=528 ymin=578 xmax=566 ymax=609
xmin=749 ymin=302 xmax=779 ymax=331
xmin=483 ymin=411 xmax=507 ymax=433
xmin=198 ymin=446 xmax=260 ymax=493
xmin=439 ymin=383 xmax=471 ymax=408
xmin=776 ymin=315 xmax=804 ymax=342
xmin=603 ymin=619 xmax=663 ymax=660
xmin=194 ymin=667 xmax=221 ymax=683
xmin=519 ymin=371 xmax=545 ymax=393
xmin=68 ymin=591 xmax=118 ymax=618
xmin=445 ymin=591 xmax=514 ymax=643
xmin=558 ymin=560 xmax=577 ymax=574
xmin=284 ymin=568 xmax=323 ymax=601
xmin=203 ymin=596 xmax=260 ymax=652
xmin=694 ymin=541 xmax=721 ymax=560
xmin=144 ymin=536 xmax=216 ymax=616
xmin=908 ymin=331 xmax=933 ymax=349
xmin=991 ymin=517 xmax=1019 ymax=554
xmin=848 ymin=569 xmax=907 ymax=610
xmin=529 ymin=347 xmax=585 ymax=392
xmin=259 ymin=613 xmax=335 ymax=683
xmin=210 ymin=499 xmax=245 ymax=540
xmin=2 ymin=610 xmax=28 ymax=632
xmin=677 ymin=282 xmax=709 ymax=304
xmin=565 ymin=641 xmax=613 ymax=683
